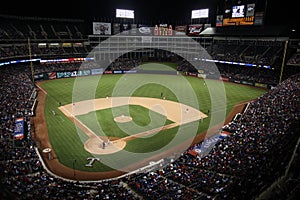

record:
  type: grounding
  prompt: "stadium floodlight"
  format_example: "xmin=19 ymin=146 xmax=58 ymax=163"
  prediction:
xmin=191 ymin=8 xmax=209 ymax=19
xmin=116 ymin=9 xmax=135 ymax=19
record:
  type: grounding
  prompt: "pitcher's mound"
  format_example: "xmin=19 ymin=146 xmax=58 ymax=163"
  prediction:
xmin=114 ymin=115 xmax=132 ymax=123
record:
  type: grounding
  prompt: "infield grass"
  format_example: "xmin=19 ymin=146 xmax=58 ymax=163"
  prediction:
xmin=77 ymin=105 xmax=174 ymax=138
xmin=40 ymin=62 xmax=267 ymax=172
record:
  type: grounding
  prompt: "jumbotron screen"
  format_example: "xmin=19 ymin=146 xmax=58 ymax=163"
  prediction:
xmin=217 ymin=0 xmax=263 ymax=26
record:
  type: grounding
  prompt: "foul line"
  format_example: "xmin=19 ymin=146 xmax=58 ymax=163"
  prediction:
xmin=120 ymin=122 xmax=179 ymax=142
xmin=36 ymin=84 xmax=47 ymax=95
xmin=59 ymin=106 xmax=104 ymax=143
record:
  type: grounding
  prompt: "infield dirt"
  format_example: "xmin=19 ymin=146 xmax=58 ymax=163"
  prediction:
xmin=34 ymin=84 xmax=246 ymax=181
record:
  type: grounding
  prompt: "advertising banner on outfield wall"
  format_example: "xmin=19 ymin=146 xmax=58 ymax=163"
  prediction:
xmin=56 ymin=71 xmax=77 ymax=79
xmin=34 ymin=73 xmax=45 ymax=81
xmin=220 ymin=76 xmax=229 ymax=81
xmin=197 ymin=73 xmax=207 ymax=79
xmin=39 ymin=70 xmax=92 ymax=80
xmin=123 ymin=70 xmax=137 ymax=74
xmin=48 ymin=72 xmax=57 ymax=80
xmin=113 ymin=70 xmax=123 ymax=74
xmin=255 ymin=82 xmax=268 ymax=88
xmin=241 ymin=80 xmax=254 ymax=86
xmin=77 ymin=70 xmax=91 ymax=76
xmin=188 ymin=72 xmax=198 ymax=77
xmin=91 ymin=68 xmax=104 ymax=75
xmin=229 ymin=78 xmax=256 ymax=86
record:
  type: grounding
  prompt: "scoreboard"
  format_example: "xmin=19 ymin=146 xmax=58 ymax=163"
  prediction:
xmin=216 ymin=0 xmax=265 ymax=27
xmin=223 ymin=16 xmax=254 ymax=26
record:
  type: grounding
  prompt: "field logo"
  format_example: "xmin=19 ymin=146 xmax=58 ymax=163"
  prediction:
xmin=85 ymin=157 xmax=101 ymax=167
xmin=72 ymin=27 xmax=227 ymax=173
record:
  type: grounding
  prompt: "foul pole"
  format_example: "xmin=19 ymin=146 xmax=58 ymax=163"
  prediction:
xmin=27 ymin=37 xmax=35 ymax=85
xmin=279 ymin=40 xmax=289 ymax=83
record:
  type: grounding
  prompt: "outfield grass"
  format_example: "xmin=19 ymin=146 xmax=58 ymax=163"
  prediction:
xmin=137 ymin=62 xmax=178 ymax=71
xmin=40 ymin=63 xmax=267 ymax=171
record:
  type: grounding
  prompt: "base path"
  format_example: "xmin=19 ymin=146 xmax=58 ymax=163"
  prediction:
xmin=59 ymin=97 xmax=207 ymax=155
xmin=34 ymin=84 xmax=247 ymax=181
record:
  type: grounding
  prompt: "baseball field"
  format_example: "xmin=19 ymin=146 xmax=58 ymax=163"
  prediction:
xmin=34 ymin=62 xmax=267 ymax=180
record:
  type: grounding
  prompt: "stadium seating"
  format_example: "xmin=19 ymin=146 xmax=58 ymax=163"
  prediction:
xmin=0 ymin=14 xmax=299 ymax=200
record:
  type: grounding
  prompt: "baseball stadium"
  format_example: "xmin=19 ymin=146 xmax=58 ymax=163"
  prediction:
xmin=0 ymin=0 xmax=299 ymax=199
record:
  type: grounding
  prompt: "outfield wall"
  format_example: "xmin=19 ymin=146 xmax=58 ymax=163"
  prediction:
xmin=33 ymin=67 xmax=270 ymax=89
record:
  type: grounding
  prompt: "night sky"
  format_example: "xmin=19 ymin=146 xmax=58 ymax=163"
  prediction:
xmin=0 ymin=0 xmax=297 ymax=29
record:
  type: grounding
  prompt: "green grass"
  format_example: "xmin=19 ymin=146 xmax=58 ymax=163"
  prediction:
xmin=125 ymin=120 xmax=200 ymax=153
xmin=138 ymin=62 xmax=178 ymax=71
xmin=77 ymin=105 xmax=174 ymax=138
xmin=40 ymin=63 xmax=267 ymax=172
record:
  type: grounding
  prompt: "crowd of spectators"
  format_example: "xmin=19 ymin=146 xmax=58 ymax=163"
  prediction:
xmin=264 ymin=142 xmax=300 ymax=199
xmin=0 ymin=44 xmax=90 ymax=59
xmin=33 ymin=60 xmax=101 ymax=74
xmin=1 ymin=16 xmax=299 ymax=69
xmin=176 ymin=59 xmax=282 ymax=85
xmin=8 ymin=56 xmax=293 ymax=88
xmin=31 ymin=58 xmax=141 ymax=76
xmin=0 ymin=65 xmax=140 ymax=199
xmin=0 ymin=59 xmax=299 ymax=199
xmin=287 ymin=52 xmax=300 ymax=66
xmin=0 ymin=15 xmax=87 ymax=41
xmin=1 ymin=12 xmax=299 ymax=200
xmin=124 ymin=73 xmax=299 ymax=199
xmin=206 ymin=40 xmax=285 ymax=67
xmin=217 ymin=64 xmax=279 ymax=85
xmin=107 ymin=58 xmax=142 ymax=71
xmin=0 ymin=65 xmax=42 ymax=198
